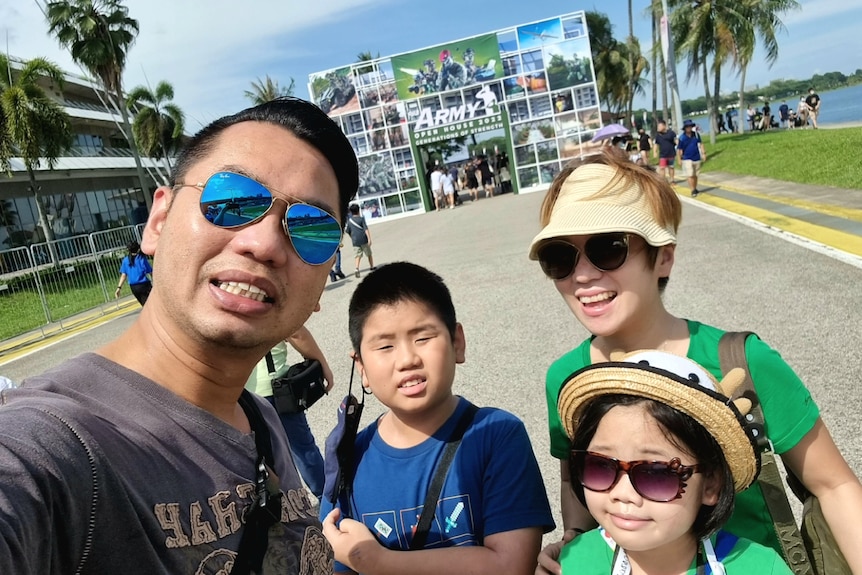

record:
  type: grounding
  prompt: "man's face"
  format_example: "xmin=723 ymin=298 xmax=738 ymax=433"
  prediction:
xmin=141 ymin=122 xmax=340 ymax=352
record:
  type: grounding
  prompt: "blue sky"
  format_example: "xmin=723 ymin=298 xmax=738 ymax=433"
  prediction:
xmin=1 ymin=0 xmax=859 ymax=130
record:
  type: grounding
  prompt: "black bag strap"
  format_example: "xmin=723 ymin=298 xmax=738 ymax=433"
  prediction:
xmin=410 ymin=403 xmax=479 ymax=550
xmin=231 ymin=390 xmax=283 ymax=575
xmin=265 ymin=352 xmax=276 ymax=375
xmin=718 ymin=332 xmax=814 ymax=575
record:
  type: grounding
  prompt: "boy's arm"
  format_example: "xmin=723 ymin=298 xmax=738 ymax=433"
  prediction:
xmin=323 ymin=509 xmax=542 ymax=575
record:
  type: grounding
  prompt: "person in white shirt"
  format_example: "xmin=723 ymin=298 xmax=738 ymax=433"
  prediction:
xmin=430 ymin=166 xmax=445 ymax=212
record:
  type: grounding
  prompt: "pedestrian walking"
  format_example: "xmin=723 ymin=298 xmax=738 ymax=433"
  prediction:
xmin=114 ymin=240 xmax=152 ymax=305
xmin=346 ymin=203 xmax=375 ymax=277
xmin=653 ymin=121 xmax=677 ymax=183
xmin=677 ymin=119 xmax=706 ymax=197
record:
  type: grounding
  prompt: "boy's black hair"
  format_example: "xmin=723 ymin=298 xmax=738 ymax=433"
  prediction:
xmin=349 ymin=204 xmax=360 ymax=215
xmin=170 ymin=97 xmax=358 ymax=225
xmin=568 ymin=394 xmax=735 ymax=540
xmin=348 ymin=262 xmax=457 ymax=354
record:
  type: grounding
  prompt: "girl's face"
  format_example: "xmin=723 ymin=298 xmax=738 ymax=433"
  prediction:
xmin=582 ymin=404 xmax=719 ymax=556
xmin=552 ymin=234 xmax=674 ymax=339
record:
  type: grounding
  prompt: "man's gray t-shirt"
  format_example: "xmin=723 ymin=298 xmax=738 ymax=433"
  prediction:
xmin=0 ymin=353 xmax=332 ymax=574
xmin=346 ymin=215 xmax=368 ymax=246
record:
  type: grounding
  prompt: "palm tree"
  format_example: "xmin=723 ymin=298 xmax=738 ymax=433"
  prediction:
xmin=626 ymin=38 xmax=650 ymax=125
xmin=0 ymin=55 xmax=73 ymax=262
xmin=671 ymin=0 xmax=798 ymax=141
xmin=586 ymin=11 xmax=629 ymax=117
xmin=626 ymin=0 xmax=635 ymax=125
xmin=355 ymin=51 xmax=379 ymax=75
xmin=734 ymin=0 xmax=800 ymax=132
xmin=651 ymin=8 xmax=658 ymax=134
xmin=126 ymin=80 xmax=184 ymax=175
xmin=45 ymin=0 xmax=153 ymax=208
xmin=243 ymin=75 xmax=295 ymax=105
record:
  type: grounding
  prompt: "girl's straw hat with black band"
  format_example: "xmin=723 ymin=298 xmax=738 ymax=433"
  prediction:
xmin=557 ymin=350 xmax=761 ymax=492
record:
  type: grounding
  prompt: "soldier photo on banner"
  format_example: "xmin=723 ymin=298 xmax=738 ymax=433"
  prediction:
xmin=544 ymin=36 xmax=595 ymax=92
xmin=357 ymin=154 xmax=398 ymax=198
xmin=391 ymin=34 xmax=505 ymax=100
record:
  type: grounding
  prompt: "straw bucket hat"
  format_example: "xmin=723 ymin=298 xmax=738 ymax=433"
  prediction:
xmin=528 ymin=163 xmax=676 ymax=260
xmin=557 ymin=350 xmax=760 ymax=492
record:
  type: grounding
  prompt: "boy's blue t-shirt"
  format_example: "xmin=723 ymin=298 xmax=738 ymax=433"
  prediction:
xmin=320 ymin=397 xmax=554 ymax=570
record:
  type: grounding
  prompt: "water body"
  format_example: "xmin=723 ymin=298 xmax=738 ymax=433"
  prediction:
xmin=690 ymin=83 xmax=862 ymax=132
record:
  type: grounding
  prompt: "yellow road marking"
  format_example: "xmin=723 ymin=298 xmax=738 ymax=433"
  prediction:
xmin=679 ymin=190 xmax=862 ymax=257
xmin=699 ymin=179 xmax=862 ymax=223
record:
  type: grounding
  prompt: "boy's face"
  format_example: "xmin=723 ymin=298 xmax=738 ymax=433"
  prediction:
xmin=356 ymin=299 xmax=465 ymax=419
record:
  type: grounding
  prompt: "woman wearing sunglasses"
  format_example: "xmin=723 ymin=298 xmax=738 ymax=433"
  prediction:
xmin=529 ymin=149 xmax=862 ymax=573
xmin=556 ymin=350 xmax=791 ymax=574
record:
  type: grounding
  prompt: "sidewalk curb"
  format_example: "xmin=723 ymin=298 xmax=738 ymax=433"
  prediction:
xmin=699 ymin=177 xmax=862 ymax=223
xmin=675 ymin=187 xmax=862 ymax=267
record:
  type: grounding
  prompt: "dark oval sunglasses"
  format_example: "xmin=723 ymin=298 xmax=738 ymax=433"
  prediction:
xmin=174 ymin=171 xmax=342 ymax=265
xmin=570 ymin=450 xmax=700 ymax=503
xmin=537 ymin=233 xmax=630 ymax=280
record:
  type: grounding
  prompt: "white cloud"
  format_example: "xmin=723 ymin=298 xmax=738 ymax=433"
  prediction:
xmin=782 ymin=0 xmax=862 ymax=26
xmin=1 ymin=0 xmax=391 ymax=128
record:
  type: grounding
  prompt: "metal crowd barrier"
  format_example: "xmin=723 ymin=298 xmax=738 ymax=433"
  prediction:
xmin=0 ymin=224 xmax=145 ymax=342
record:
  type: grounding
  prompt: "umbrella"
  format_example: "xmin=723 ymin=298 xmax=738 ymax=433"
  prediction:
xmin=591 ymin=123 xmax=631 ymax=143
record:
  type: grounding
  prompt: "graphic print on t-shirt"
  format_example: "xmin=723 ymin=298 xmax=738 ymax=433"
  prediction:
xmin=362 ymin=495 xmax=476 ymax=550
xmin=363 ymin=510 xmax=402 ymax=547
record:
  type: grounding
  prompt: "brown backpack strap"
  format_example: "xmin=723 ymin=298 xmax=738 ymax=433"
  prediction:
xmin=718 ymin=331 xmax=814 ymax=575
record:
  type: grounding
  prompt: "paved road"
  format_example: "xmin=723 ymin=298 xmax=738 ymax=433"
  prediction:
xmin=2 ymin=190 xmax=861 ymax=541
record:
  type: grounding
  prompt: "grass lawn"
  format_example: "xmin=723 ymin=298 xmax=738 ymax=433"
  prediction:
xmin=700 ymin=127 xmax=862 ymax=190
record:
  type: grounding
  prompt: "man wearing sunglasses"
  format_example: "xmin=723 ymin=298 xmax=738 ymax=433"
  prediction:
xmin=0 ymin=98 xmax=358 ymax=574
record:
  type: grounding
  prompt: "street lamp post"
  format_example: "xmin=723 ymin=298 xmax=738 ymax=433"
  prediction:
xmin=659 ymin=0 xmax=684 ymax=129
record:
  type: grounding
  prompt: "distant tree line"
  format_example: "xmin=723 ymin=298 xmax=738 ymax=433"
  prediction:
xmin=676 ymin=69 xmax=862 ymax=115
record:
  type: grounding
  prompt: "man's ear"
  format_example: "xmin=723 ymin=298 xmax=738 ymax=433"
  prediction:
xmin=453 ymin=323 xmax=466 ymax=365
xmin=140 ymin=186 xmax=174 ymax=256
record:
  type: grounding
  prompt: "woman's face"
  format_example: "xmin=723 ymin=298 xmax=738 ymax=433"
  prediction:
xmin=551 ymin=234 xmax=674 ymax=339
xmin=581 ymin=404 xmax=719 ymax=556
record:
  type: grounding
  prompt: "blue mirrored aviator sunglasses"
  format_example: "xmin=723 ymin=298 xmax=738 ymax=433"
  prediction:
xmin=176 ymin=171 xmax=342 ymax=265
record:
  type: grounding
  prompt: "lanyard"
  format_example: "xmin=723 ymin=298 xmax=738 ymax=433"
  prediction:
xmin=603 ymin=529 xmax=726 ymax=575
